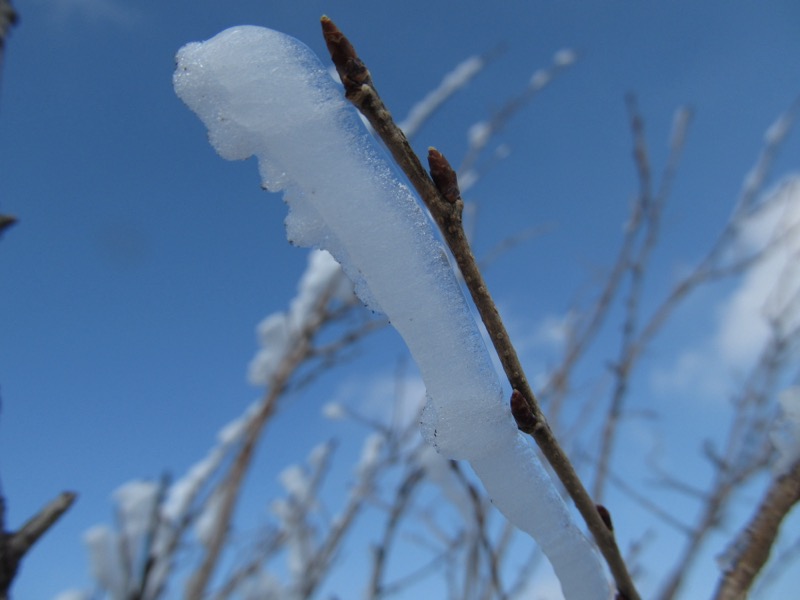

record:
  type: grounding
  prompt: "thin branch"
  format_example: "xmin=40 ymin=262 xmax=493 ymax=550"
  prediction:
xmin=398 ymin=45 xmax=503 ymax=141
xmin=367 ymin=467 xmax=425 ymax=599
xmin=593 ymin=98 xmax=691 ymax=501
xmin=321 ymin=16 xmax=639 ymax=600
xmin=712 ymin=457 xmax=800 ymax=600
xmin=0 ymin=0 xmax=18 ymax=94
xmin=458 ymin=46 xmax=577 ymax=180
xmin=184 ymin=278 xmax=345 ymax=599
xmin=0 ymin=491 xmax=76 ymax=598
xmin=654 ymin=326 xmax=789 ymax=600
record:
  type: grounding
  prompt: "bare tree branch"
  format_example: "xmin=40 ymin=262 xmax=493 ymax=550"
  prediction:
xmin=0 ymin=491 xmax=76 ymax=599
xmin=184 ymin=277 xmax=354 ymax=599
xmin=320 ymin=15 xmax=639 ymax=600
xmin=712 ymin=457 xmax=800 ymax=600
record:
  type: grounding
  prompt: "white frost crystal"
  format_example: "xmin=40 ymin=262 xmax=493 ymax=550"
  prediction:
xmin=175 ymin=25 xmax=609 ymax=598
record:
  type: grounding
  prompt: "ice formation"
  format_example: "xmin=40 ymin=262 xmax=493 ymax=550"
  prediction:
xmin=174 ymin=25 xmax=609 ymax=598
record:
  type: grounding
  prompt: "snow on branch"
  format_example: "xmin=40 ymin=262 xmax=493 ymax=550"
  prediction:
xmin=174 ymin=24 xmax=610 ymax=599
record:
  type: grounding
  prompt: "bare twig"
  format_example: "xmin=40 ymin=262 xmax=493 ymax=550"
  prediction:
xmin=0 ymin=0 xmax=17 ymax=97
xmin=713 ymin=457 xmax=800 ymax=600
xmin=321 ymin=16 xmax=639 ymax=600
xmin=654 ymin=324 xmax=792 ymax=600
xmin=0 ymin=491 xmax=76 ymax=599
xmin=593 ymin=98 xmax=692 ymax=501
xmin=398 ymin=46 xmax=503 ymax=141
xmin=367 ymin=467 xmax=425 ymax=599
xmin=184 ymin=278 xmax=352 ymax=599
xmin=458 ymin=46 xmax=577 ymax=181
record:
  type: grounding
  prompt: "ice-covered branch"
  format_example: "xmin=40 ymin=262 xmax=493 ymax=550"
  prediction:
xmin=319 ymin=18 xmax=636 ymax=599
xmin=175 ymin=23 xmax=611 ymax=600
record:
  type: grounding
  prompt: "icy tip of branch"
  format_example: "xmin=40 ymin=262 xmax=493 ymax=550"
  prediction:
xmin=321 ymin=15 xmax=371 ymax=95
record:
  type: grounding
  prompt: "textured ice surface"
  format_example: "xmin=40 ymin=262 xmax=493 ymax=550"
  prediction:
xmin=174 ymin=25 xmax=507 ymax=462
xmin=175 ymin=26 xmax=609 ymax=598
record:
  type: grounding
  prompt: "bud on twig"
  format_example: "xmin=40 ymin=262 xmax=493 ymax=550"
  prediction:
xmin=510 ymin=389 xmax=537 ymax=434
xmin=427 ymin=147 xmax=461 ymax=205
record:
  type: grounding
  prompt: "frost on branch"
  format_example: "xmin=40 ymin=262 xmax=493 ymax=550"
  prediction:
xmin=248 ymin=249 xmax=352 ymax=385
xmin=174 ymin=25 xmax=609 ymax=598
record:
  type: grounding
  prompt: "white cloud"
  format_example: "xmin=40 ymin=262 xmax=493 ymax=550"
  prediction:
xmin=650 ymin=348 xmax=728 ymax=398
xmin=714 ymin=176 xmax=800 ymax=369
xmin=534 ymin=311 xmax=575 ymax=348
xmin=653 ymin=175 xmax=800 ymax=397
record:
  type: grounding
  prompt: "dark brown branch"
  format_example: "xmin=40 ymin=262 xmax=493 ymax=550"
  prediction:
xmin=321 ymin=16 xmax=640 ymax=600
xmin=0 ymin=491 xmax=76 ymax=598
xmin=0 ymin=1 xmax=16 ymax=50
xmin=0 ymin=215 xmax=16 ymax=236
xmin=712 ymin=457 xmax=800 ymax=600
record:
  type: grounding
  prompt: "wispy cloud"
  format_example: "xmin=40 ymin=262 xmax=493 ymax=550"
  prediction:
xmin=653 ymin=175 xmax=800 ymax=398
xmin=715 ymin=176 xmax=800 ymax=368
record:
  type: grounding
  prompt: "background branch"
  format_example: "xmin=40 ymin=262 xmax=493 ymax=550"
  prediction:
xmin=0 ymin=491 xmax=76 ymax=599
xmin=713 ymin=457 xmax=800 ymax=600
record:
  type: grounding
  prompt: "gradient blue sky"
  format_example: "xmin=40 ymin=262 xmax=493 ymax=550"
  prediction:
xmin=1 ymin=1 xmax=799 ymax=598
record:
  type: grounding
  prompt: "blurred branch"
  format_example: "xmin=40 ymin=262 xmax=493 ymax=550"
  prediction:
xmin=367 ymin=466 xmax=425 ymax=599
xmin=0 ymin=491 xmax=76 ymax=599
xmin=321 ymin=15 xmax=639 ymax=600
xmin=712 ymin=457 xmax=800 ymax=600
xmin=593 ymin=97 xmax=692 ymax=501
xmin=185 ymin=277 xmax=360 ymax=599
xmin=458 ymin=46 xmax=577 ymax=188
xmin=0 ymin=0 xmax=17 ymax=96
xmin=654 ymin=321 xmax=794 ymax=600
xmin=399 ymin=45 xmax=503 ymax=141
xmin=0 ymin=215 xmax=16 ymax=237
xmin=0 ymin=1 xmax=15 ymax=49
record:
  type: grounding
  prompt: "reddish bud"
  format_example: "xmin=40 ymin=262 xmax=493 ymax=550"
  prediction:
xmin=428 ymin=148 xmax=461 ymax=204
xmin=596 ymin=504 xmax=614 ymax=531
xmin=510 ymin=389 xmax=537 ymax=434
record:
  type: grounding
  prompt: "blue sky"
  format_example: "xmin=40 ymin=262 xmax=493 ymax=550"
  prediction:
xmin=1 ymin=1 xmax=799 ymax=598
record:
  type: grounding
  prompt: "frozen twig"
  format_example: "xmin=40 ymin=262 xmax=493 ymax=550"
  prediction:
xmin=184 ymin=272 xmax=354 ymax=599
xmin=398 ymin=46 xmax=502 ymax=141
xmin=458 ymin=45 xmax=577 ymax=184
xmin=321 ymin=16 xmax=638 ymax=600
